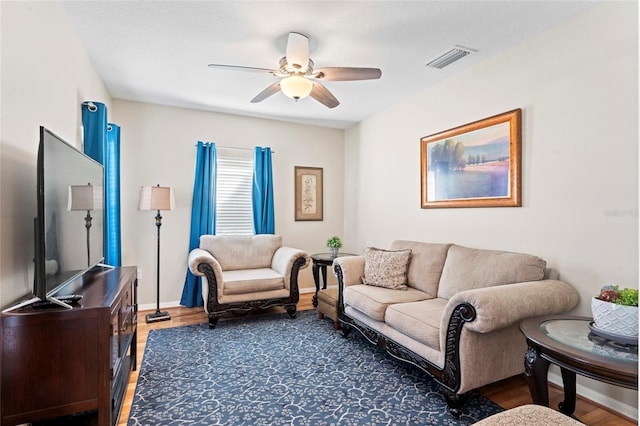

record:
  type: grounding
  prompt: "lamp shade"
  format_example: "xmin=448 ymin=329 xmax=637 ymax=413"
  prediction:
xmin=280 ymin=76 xmax=313 ymax=100
xmin=68 ymin=184 xmax=103 ymax=211
xmin=138 ymin=185 xmax=175 ymax=211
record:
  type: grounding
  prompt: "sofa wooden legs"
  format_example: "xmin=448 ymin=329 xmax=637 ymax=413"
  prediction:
xmin=339 ymin=322 xmax=352 ymax=338
xmin=208 ymin=306 xmax=297 ymax=328
xmin=318 ymin=313 xmax=340 ymax=329
xmin=208 ymin=316 xmax=220 ymax=329
xmin=442 ymin=387 xmax=467 ymax=418
xmin=285 ymin=304 xmax=297 ymax=319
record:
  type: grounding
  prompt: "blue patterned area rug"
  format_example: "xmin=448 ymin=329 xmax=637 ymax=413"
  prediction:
xmin=127 ymin=310 xmax=503 ymax=425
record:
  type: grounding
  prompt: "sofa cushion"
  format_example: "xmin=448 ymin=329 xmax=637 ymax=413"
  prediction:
xmin=385 ymin=298 xmax=448 ymax=350
xmin=344 ymin=284 xmax=432 ymax=322
xmin=391 ymin=241 xmax=451 ymax=297
xmin=222 ymin=268 xmax=284 ymax=295
xmin=473 ymin=404 xmax=585 ymax=426
xmin=200 ymin=235 xmax=282 ymax=271
xmin=362 ymin=247 xmax=412 ymax=290
xmin=437 ymin=245 xmax=546 ymax=300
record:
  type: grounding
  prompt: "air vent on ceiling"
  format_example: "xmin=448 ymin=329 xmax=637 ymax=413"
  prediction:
xmin=425 ymin=46 xmax=476 ymax=69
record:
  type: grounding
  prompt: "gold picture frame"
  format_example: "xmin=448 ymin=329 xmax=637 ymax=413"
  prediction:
xmin=420 ymin=109 xmax=522 ymax=208
xmin=295 ymin=166 xmax=323 ymax=221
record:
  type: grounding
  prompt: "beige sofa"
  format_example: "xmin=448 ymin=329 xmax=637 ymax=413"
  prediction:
xmin=333 ymin=241 xmax=579 ymax=416
xmin=188 ymin=235 xmax=310 ymax=328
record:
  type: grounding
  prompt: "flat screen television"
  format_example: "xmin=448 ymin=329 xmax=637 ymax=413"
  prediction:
xmin=31 ymin=126 xmax=105 ymax=306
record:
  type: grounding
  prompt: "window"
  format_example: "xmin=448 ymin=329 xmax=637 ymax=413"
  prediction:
xmin=215 ymin=149 xmax=254 ymax=235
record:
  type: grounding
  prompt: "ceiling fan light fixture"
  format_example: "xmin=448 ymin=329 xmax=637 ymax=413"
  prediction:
xmin=280 ymin=75 xmax=313 ymax=100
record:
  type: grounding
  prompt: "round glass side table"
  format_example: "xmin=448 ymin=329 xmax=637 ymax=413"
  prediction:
xmin=520 ymin=315 xmax=637 ymax=417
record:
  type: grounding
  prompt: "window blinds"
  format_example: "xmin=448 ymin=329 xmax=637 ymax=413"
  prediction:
xmin=215 ymin=150 xmax=254 ymax=235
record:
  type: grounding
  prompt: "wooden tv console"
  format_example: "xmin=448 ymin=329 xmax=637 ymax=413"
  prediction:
xmin=0 ymin=266 xmax=137 ymax=426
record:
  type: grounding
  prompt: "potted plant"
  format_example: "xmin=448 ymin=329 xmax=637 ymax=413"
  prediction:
xmin=326 ymin=236 xmax=342 ymax=257
xmin=591 ymin=285 xmax=638 ymax=337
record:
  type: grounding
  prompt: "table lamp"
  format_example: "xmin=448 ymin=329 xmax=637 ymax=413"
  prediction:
xmin=68 ymin=183 xmax=103 ymax=267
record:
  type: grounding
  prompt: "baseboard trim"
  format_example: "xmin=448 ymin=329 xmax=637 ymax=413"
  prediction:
xmin=139 ymin=300 xmax=182 ymax=311
xmin=548 ymin=371 xmax=638 ymax=421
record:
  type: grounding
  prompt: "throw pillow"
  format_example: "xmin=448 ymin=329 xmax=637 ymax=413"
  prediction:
xmin=362 ymin=247 xmax=412 ymax=290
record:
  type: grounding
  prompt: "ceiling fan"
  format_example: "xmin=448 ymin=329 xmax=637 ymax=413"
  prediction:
xmin=208 ymin=32 xmax=382 ymax=109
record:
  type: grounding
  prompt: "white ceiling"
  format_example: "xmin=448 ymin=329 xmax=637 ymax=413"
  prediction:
xmin=60 ymin=1 xmax=598 ymax=129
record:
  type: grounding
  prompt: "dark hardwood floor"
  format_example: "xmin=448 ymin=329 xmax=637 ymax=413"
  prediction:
xmin=119 ymin=293 xmax=636 ymax=425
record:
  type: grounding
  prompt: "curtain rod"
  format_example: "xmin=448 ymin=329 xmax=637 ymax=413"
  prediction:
xmin=195 ymin=144 xmax=275 ymax=154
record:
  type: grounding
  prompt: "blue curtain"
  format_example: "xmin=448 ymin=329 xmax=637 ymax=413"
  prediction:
xmin=82 ymin=102 xmax=121 ymax=266
xmin=180 ymin=142 xmax=217 ymax=307
xmin=252 ymin=147 xmax=275 ymax=234
xmin=82 ymin=102 xmax=106 ymax=164
xmin=105 ymin=124 xmax=122 ymax=266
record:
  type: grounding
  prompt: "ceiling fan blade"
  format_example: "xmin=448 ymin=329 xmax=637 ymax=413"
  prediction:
xmin=310 ymin=82 xmax=339 ymax=109
xmin=250 ymin=82 xmax=282 ymax=103
xmin=208 ymin=64 xmax=278 ymax=74
xmin=285 ymin=32 xmax=310 ymax=72
xmin=313 ymin=67 xmax=382 ymax=81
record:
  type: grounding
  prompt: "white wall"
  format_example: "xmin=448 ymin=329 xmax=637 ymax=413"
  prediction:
xmin=111 ymin=100 xmax=344 ymax=308
xmin=0 ymin=1 xmax=112 ymax=305
xmin=344 ymin=1 xmax=638 ymax=417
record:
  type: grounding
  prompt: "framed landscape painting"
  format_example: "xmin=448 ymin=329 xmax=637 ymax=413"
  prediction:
xmin=420 ymin=109 xmax=522 ymax=208
xmin=295 ymin=166 xmax=323 ymax=221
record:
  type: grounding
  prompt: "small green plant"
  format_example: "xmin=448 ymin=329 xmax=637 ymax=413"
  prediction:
xmin=597 ymin=285 xmax=638 ymax=307
xmin=326 ymin=236 xmax=342 ymax=249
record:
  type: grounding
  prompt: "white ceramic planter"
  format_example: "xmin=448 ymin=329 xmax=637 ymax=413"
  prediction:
xmin=591 ymin=297 xmax=638 ymax=337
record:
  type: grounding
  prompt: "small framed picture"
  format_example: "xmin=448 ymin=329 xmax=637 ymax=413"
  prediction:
xmin=295 ymin=166 xmax=323 ymax=221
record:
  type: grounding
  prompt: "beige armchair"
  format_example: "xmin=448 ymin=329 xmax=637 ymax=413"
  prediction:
xmin=188 ymin=234 xmax=310 ymax=328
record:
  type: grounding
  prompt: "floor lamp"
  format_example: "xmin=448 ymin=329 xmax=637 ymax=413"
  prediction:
xmin=139 ymin=184 xmax=175 ymax=323
xmin=68 ymin=183 xmax=103 ymax=267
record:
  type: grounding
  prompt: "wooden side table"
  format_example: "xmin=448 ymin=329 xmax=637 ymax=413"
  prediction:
xmin=310 ymin=252 xmax=357 ymax=307
xmin=520 ymin=315 xmax=638 ymax=417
